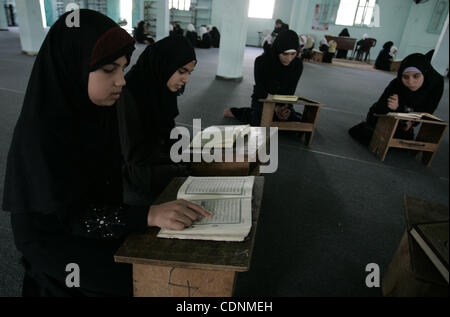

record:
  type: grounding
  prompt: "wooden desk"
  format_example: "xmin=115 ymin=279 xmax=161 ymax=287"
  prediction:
xmin=390 ymin=59 xmax=402 ymax=73
xmin=324 ymin=35 xmax=356 ymax=55
xmin=369 ymin=115 xmax=448 ymax=166
xmin=190 ymin=127 xmax=275 ymax=176
xmin=115 ymin=177 xmax=265 ymax=297
xmin=382 ymin=196 xmax=448 ymax=297
xmin=311 ymin=49 xmax=323 ymax=62
xmin=260 ymin=95 xmax=324 ymax=146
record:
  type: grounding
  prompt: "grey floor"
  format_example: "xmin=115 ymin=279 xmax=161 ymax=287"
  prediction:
xmin=0 ymin=28 xmax=448 ymax=297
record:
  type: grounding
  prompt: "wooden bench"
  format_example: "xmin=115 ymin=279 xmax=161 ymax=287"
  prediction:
xmin=190 ymin=127 xmax=276 ymax=176
xmin=260 ymin=95 xmax=324 ymax=146
xmin=369 ymin=114 xmax=448 ymax=166
xmin=114 ymin=177 xmax=265 ymax=297
xmin=382 ymin=196 xmax=448 ymax=297
xmin=390 ymin=59 xmax=403 ymax=73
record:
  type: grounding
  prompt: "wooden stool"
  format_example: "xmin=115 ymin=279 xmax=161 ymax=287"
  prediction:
xmin=390 ymin=59 xmax=402 ymax=73
xmin=369 ymin=115 xmax=448 ymax=166
xmin=382 ymin=196 xmax=448 ymax=297
xmin=260 ymin=95 xmax=323 ymax=146
xmin=115 ymin=177 xmax=265 ymax=297
xmin=311 ymin=49 xmax=323 ymax=62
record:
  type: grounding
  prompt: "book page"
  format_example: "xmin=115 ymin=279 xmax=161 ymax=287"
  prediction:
xmin=177 ymin=176 xmax=254 ymax=200
xmin=157 ymin=198 xmax=252 ymax=238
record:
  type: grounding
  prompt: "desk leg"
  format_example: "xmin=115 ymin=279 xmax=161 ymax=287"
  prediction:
xmin=369 ymin=117 xmax=398 ymax=161
xmin=415 ymin=123 xmax=448 ymax=167
xmin=132 ymin=264 xmax=236 ymax=297
xmin=261 ymin=102 xmax=275 ymax=127
xmin=302 ymin=105 xmax=320 ymax=146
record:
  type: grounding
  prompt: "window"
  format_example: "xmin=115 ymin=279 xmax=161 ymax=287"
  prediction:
xmin=120 ymin=0 xmax=132 ymax=32
xmin=335 ymin=0 xmax=377 ymax=27
xmin=427 ymin=0 xmax=449 ymax=34
xmin=169 ymin=0 xmax=191 ymax=11
xmin=248 ymin=0 xmax=275 ymax=19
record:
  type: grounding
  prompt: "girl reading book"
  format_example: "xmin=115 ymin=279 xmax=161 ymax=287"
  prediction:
xmin=117 ymin=35 xmax=197 ymax=205
xmin=224 ymin=30 xmax=304 ymax=126
xmin=349 ymin=53 xmax=444 ymax=146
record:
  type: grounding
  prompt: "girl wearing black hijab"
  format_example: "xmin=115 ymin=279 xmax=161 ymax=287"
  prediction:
xmin=336 ymin=28 xmax=350 ymax=59
xmin=374 ymin=41 xmax=394 ymax=71
xmin=3 ymin=10 xmax=208 ymax=297
xmin=117 ymin=35 xmax=198 ymax=205
xmin=349 ymin=53 xmax=444 ymax=146
xmin=224 ymin=30 xmax=303 ymax=126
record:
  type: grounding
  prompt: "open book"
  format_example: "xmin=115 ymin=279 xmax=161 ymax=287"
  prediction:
xmin=410 ymin=221 xmax=449 ymax=283
xmin=190 ymin=125 xmax=251 ymax=149
xmin=157 ymin=176 xmax=255 ymax=242
xmin=270 ymin=94 xmax=320 ymax=104
xmin=386 ymin=112 xmax=443 ymax=122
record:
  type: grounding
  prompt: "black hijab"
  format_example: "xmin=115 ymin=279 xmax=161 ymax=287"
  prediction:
xmin=382 ymin=41 xmax=394 ymax=51
xmin=339 ymin=28 xmax=350 ymax=37
xmin=124 ymin=35 xmax=197 ymax=141
xmin=377 ymin=53 xmax=444 ymax=114
xmin=3 ymin=10 xmax=135 ymax=214
xmin=254 ymin=30 xmax=302 ymax=98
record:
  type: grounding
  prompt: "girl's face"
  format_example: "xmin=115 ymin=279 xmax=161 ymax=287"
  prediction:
xmin=279 ymin=52 xmax=297 ymax=66
xmin=88 ymin=56 xmax=128 ymax=106
xmin=401 ymin=71 xmax=424 ymax=92
xmin=166 ymin=61 xmax=196 ymax=93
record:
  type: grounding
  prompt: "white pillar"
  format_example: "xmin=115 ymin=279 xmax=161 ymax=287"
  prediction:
xmin=0 ymin=5 xmax=8 ymax=30
xmin=155 ymin=0 xmax=169 ymax=41
xmin=15 ymin=0 xmax=46 ymax=55
xmin=431 ymin=14 xmax=449 ymax=77
xmin=216 ymin=0 xmax=250 ymax=81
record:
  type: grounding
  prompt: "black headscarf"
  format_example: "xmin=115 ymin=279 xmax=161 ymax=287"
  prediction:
xmin=254 ymin=30 xmax=302 ymax=99
xmin=124 ymin=35 xmax=197 ymax=141
xmin=382 ymin=41 xmax=394 ymax=50
xmin=339 ymin=28 xmax=350 ymax=37
xmin=3 ymin=10 xmax=135 ymax=214
xmin=368 ymin=53 xmax=444 ymax=125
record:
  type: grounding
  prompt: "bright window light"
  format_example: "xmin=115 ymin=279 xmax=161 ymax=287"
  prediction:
xmin=120 ymin=0 xmax=133 ymax=33
xmin=335 ymin=0 xmax=359 ymax=26
xmin=248 ymin=0 xmax=275 ymax=19
xmin=40 ymin=0 xmax=47 ymax=28
xmin=169 ymin=0 xmax=191 ymax=11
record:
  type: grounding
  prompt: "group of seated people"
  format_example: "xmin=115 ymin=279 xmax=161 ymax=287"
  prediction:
xmin=133 ymin=20 xmax=221 ymax=49
xmin=3 ymin=10 xmax=445 ymax=297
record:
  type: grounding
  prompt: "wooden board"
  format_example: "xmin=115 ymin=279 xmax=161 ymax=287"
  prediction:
xmin=115 ymin=177 xmax=265 ymax=272
xmin=133 ymin=264 xmax=236 ymax=297
xmin=324 ymin=35 xmax=356 ymax=51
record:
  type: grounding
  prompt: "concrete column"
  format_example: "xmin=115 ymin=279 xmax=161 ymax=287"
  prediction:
xmin=289 ymin=0 xmax=310 ymax=35
xmin=215 ymin=0 xmax=250 ymax=81
xmin=155 ymin=0 xmax=169 ymax=41
xmin=15 ymin=0 xmax=46 ymax=55
xmin=0 ymin=4 xmax=8 ymax=30
xmin=431 ymin=14 xmax=449 ymax=76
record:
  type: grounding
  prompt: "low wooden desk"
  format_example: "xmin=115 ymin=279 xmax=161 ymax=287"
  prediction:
xmin=390 ymin=59 xmax=402 ymax=73
xmin=190 ymin=127 xmax=275 ymax=176
xmin=324 ymin=35 xmax=356 ymax=56
xmin=382 ymin=196 xmax=448 ymax=297
xmin=260 ymin=95 xmax=324 ymax=146
xmin=311 ymin=49 xmax=323 ymax=62
xmin=369 ymin=115 xmax=448 ymax=166
xmin=115 ymin=177 xmax=265 ymax=297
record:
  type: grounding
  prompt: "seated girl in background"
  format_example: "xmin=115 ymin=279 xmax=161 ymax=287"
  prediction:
xmin=374 ymin=41 xmax=395 ymax=71
xmin=224 ymin=30 xmax=304 ymax=126
xmin=349 ymin=53 xmax=444 ymax=146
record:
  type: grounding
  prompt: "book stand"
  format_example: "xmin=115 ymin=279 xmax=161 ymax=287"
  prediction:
xmin=369 ymin=114 xmax=448 ymax=166
xmin=382 ymin=196 xmax=448 ymax=297
xmin=259 ymin=96 xmax=323 ymax=146
xmin=114 ymin=177 xmax=264 ymax=297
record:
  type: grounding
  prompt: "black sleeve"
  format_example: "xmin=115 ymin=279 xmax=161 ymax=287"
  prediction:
xmin=423 ymin=75 xmax=444 ymax=114
xmin=287 ymin=58 xmax=303 ymax=94
xmin=366 ymin=80 xmax=398 ymax=125
xmin=66 ymin=204 xmax=149 ymax=240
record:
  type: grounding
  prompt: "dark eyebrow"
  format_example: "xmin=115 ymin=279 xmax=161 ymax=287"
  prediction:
xmin=108 ymin=62 xmax=127 ymax=68
xmin=180 ymin=67 xmax=193 ymax=73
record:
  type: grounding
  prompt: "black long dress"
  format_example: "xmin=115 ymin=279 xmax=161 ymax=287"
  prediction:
xmin=230 ymin=30 xmax=303 ymax=126
xmin=117 ymin=36 xmax=196 ymax=205
xmin=3 ymin=10 xmax=145 ymax=297
xmin=349 ymin=53 xmax=444 ymax=145
xmin=336 ymin=28 xmax=350 ymax=59
xmin=374 ymin=48 xmax=392 ymax=71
